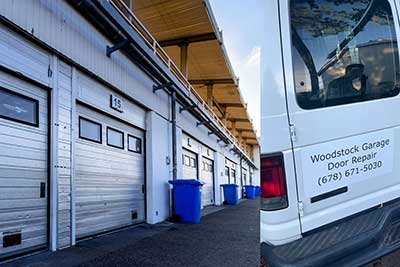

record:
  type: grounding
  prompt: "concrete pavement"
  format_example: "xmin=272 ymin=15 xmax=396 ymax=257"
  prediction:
xmin=2 ymin=199 xmax=259 ymax=267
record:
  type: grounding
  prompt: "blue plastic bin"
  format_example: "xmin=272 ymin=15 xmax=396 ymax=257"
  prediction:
xmin=255 ymin=186 xmax=260 ymax=196
xmin=168 ymin=179 xmax=203 ymax=224
xmin=221 ymin=184 xmax=239 ymax=205
xmin=244 ymin=185 xmax=256 ymax=199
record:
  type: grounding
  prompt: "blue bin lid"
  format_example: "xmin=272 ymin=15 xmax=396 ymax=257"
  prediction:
xmin=220 ymin=184 xmax=239 ymax=187
xmin=244 ymin=185 xmax=256 ymax=188
xmin=168 ymin=179 xmax=203 ymax=186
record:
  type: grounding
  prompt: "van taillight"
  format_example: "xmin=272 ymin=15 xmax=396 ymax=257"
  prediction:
xmin=260 ymin=153 xmax=288 ymax=211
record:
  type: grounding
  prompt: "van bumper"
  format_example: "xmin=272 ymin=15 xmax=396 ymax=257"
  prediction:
xmin=261 ymin=199 xmax=400 ymax=267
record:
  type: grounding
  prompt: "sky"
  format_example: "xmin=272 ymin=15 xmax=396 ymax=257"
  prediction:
xmin=209 ymin=0 xmax=266 ymax=136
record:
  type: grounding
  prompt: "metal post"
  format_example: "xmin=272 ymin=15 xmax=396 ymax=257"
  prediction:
xmin=50 ymin=55 xmax=59 ymax=251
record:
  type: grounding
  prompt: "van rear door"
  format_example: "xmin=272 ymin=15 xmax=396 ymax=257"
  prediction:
xmin=279 ymin=0 xmax=400 ymax=232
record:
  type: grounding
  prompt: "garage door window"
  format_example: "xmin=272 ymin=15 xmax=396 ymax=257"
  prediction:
xmin=290 ymin=0 xmax=400 ymax=109
xmin=225 ymin=166 xmax=230 ymax=176
xmin=128 ymin=134 xmax=142 ymax=154
xmin=79 ymin=117 xmax=102 ymax=143
xmin=190 ymin=158 xmax=196 ymax=168
xmin=107 ymin=127 xmax=124 ymax=149
xmin=231 ymin=169 xmax=236 ymax=182
xmin=0 ymin=88 xmax=39 ymax=127
xmin=184 ymin=155 xmax=190 ymax=166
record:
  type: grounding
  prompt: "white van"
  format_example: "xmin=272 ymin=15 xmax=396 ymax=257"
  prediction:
xmin=260 ymin=0 xmax=400 ymax=266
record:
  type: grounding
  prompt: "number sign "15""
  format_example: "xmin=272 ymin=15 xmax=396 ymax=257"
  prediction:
xmin=110 ymin=94 xmax=123 ymax=113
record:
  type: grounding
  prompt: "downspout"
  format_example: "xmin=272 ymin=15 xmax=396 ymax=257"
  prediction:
xmin=240 ymin=156 xmax=243 ymax=198
xmin=170 ymin=89 xmax=177 ymax=220
xmin=171 ymin=90 xmax=177 ymax=181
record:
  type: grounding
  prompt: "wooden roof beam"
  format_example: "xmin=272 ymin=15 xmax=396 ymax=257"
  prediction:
xmin=227 ymin=118 xmax=250 ymax=123
xmin=212 ymin=96 xmax=226 ymax=117
xmin=159 ymin=32 xmax=216 ymax=47
xmin=228 ymin=128 xmax=254 ymax=133
xmin=220 ymin=103 xmax=246 ymax=108
xmin=189 ymin=78 xmax=235 ymax=85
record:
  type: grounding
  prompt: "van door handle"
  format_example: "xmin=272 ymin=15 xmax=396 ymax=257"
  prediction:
xmin=40 ymin=182 xmax=46 ymax=198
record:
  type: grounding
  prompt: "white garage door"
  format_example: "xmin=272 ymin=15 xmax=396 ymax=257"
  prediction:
xmin=76 ymin=105 xmax=145 ymax=239
xmin=0 ymin=72 xmax=48 ymax=259
xmin=182 ymin=149 xmax=197 ymax=180
xmin=201 ymin=158 xmax=214 ymax=207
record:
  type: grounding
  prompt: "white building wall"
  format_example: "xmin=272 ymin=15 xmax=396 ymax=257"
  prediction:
xmin=0 ymin=0 xmax=170 ymax=119
xmin=214 ymin=151 xmax=226 ymax=205
xmin=145 ymin=111 xmax=172 ymax=224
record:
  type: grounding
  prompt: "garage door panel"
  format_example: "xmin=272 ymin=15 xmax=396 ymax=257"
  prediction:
xmin=201 ymin=157 xmax=214 ymax=207
xmin=0 ymin=178 xmax=45 ymax=188
xmin=76 ymin=105 xmax=145 ymax=239
xmin=0 ymin=187 xmax=44 ymax=200
xmin=76 ymin=204 xmax=143 ymax=215
xmin=0 ymin=157 xmax=47 ymax=170
xmin=76 ymin=191 xmax=144 ymax=203
xmin=0 ymin=72 xmax=48 ymax=259
xmin=0 ymin=198 xmax=46 ymax=210
xmin=75 ymin=177 xmax=143 ymax=187
xmin=1 ymin=235 xmax=47 ymax=257
xmin=76 ymin=158 xmax=144 ymax=173
xmin=0 ymin=122 xmax=48 ymax=136
xmin=0 ymin=168 xmax=46 ymax=179
xmin=0 ymin=144 xmax=47 ymax=161
xmin=76 ymin=144 xmax=144 ymax=161
xmin=182 ymin=149 xmax=197 ymax=180
xmin=0 ymin=216 xmax=47 ymax=232
xmin=76 ymin=186 xmax=143 ymax=195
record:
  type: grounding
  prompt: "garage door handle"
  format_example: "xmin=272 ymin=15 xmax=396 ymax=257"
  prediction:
xmin=40 ymin=182 xmax=46 ymax=198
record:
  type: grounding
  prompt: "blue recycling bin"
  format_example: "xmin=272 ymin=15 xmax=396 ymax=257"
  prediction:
xmin=244 ymin=185 xmax=256 ymax=199
xmin=255 ymin=186 xmax=260 ymax=196
xmin=221 ymin=184 xmax=239 ymax=205
xmin=168 ymin=179 xmax=203 ymax=224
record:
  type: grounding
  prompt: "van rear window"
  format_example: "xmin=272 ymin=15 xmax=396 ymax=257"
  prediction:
xmin=290 ymin=0 xmax=400 ymax=109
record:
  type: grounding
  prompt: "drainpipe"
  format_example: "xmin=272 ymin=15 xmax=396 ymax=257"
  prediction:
xmin=171 ymin=90 xmax=177 ymax=181
xmin=240 ymin=156 xmax=243 ymax=198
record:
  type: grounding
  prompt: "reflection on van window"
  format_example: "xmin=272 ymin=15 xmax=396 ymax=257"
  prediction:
xmin=290 ymin=0 xmax=400 ymax=109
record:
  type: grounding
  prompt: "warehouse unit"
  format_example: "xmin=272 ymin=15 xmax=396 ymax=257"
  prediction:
xmin=201 ymin=145 xmax=215 ymax=207
xmin=0 ymin=71 xmax=49 ymax=259
xmin=0 ymin=0 xmax=259 ymax=261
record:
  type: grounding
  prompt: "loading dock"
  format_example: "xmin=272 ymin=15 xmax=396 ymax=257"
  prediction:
xmin=182 ymin=148 xmax=198 ymax=180
xmin=225 ymin=159 xmax=237 ymax=184
xmin=201 ymin=146 xmax=215 ymax=207
xmin=0 ymin=71 xmax=49 ymax=259
xmin=75 ymin=104 xmax=145 ymax=239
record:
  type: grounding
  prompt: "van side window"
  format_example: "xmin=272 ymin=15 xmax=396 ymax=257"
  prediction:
xmin=290 ymin=0 xmax=400 ymax=109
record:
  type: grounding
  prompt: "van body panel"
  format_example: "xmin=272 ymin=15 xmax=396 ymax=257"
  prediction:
xmin=279 ymin=0 xmax=400 ymax=233
xmin=260 ymin=0 xmax=301 ymax=244
xmin=260 ymin=216 xmax=301 ymax=246
xmin=260 ymin=0 xmax=293 ymax=154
